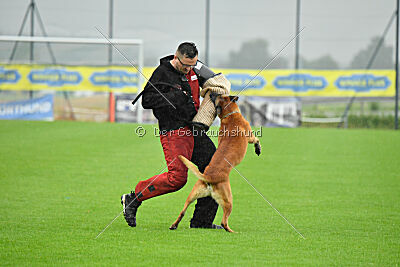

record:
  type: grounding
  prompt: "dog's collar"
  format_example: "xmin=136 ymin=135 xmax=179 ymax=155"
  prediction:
xmin=221 ymin=110 xmax=240 ymax=120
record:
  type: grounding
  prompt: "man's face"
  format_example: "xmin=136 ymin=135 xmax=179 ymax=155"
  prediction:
xmin=175 ymin=54 xmax=198 ymax=74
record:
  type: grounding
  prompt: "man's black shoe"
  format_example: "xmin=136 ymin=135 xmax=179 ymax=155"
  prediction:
xmin=121 ymin=191 xmax=142 ymax=227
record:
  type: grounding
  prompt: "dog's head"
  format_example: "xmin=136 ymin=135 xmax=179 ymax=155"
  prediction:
xmin=213 ymin=94 xmax=239 ymax=118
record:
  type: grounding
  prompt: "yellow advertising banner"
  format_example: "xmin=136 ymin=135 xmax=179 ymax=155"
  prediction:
xmin=0 ymin=64 xmax=395 ymax=97
xmin=215 ymin=68 xmax=395 ymax=97
xmin=0 ymin=64 xmax=146 ymax=93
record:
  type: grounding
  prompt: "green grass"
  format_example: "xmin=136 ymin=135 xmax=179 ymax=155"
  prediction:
xmin=302 ymin=101 xmax=396 ymax=117
xmin=0 ymin=120 xmax=399 ymax=266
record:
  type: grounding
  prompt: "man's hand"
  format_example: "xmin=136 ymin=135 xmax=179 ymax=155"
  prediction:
xmin=191 ymin=122 xmax=209 ymax=132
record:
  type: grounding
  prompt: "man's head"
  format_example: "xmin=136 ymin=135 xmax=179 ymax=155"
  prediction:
xmin=172 ymin=42 xmax=198 ymax=74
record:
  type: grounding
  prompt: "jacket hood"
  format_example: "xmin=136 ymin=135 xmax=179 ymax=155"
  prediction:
xmin=160 ymin=55 xmax=174 ymax=65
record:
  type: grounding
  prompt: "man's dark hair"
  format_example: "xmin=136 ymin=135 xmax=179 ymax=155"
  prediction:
xmin=177 ymin=42 xmax=198 ymax=59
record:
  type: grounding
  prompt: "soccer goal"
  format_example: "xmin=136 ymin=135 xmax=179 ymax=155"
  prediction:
xmin=0 ymin=34 xmax=145 ymax=122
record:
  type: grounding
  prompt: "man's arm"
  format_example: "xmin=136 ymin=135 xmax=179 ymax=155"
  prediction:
xmin=198 ymin=75 xmax=207 ymax=89
xmin=141 ymin=70 xmax=187 ymax=109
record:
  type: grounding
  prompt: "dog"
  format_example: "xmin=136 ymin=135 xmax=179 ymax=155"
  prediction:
xmin=169 ymin=94 xmax=261 ymax=232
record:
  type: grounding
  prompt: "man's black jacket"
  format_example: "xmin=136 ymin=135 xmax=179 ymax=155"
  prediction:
xmin=142 ymin=55 xmax=206 ymax=132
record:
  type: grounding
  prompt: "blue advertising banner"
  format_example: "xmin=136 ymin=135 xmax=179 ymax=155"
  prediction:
xmin=0 ymin=94 xmax=54 ymax=121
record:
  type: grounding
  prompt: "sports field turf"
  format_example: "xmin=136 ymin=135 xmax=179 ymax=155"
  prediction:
xmin=0 ymin=120 xmax=399 ymax=265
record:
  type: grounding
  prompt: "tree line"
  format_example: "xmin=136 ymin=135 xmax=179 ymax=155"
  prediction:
xmin=217 ymin=36 xmax=394 ymax=70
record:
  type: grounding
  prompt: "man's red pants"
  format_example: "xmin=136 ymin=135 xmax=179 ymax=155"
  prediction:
xmin=135 ymin=127 xmax=194 ymax=201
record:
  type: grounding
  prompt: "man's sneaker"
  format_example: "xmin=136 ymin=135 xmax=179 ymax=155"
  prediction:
xmin=121 ymin=191 xmax=142 ymax=227
xmin=190 ymin=223 xmax=224 ymax=230
xmin=211 ymin=224 xmax=224 ymax=230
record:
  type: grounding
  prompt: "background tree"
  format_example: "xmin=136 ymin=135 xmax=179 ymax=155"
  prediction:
xmin=219 ymin=38 xmax=288 ymax=69
xmin=349 ymin=36 xmax=394 ymax=69
xmin=301 ymin=54 xmax=340 ymax=69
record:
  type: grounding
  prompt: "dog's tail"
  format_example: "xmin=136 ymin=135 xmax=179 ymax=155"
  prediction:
xmin=178 ymin=155 xmax=212 ymax=183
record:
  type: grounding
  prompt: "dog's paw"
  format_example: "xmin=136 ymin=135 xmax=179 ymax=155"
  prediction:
xmin=255 ymin=143 xmax=261 ymax=156
xmin=169 ymin=225 xmax=177 ymax=230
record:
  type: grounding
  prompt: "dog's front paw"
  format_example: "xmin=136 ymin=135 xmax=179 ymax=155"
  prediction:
xmin=255 ymin=142 xmax=261 ymax=156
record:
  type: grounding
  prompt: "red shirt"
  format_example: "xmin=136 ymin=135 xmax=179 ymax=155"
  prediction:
xmin=186 ymin=69 xmax=200 ymax=111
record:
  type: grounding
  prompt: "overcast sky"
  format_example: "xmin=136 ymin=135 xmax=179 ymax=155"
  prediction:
xmin=0 ymin=0 xmax=397 ymax=67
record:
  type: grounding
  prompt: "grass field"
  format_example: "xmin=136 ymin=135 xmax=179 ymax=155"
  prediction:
xmin=0 ymin=120 xmax=399 ymax=266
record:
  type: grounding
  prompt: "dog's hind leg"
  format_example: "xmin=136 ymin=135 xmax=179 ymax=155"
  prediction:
xmin=212 ymin=182 xmax=234 ymax=233
xmin=170 ymin=180 xmax=210 ymax=230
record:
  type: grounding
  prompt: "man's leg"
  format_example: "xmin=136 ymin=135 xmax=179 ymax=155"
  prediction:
xmin=122 ymin=128 xmax=194 ymax=227
xmin=134 ymin=131 xmax=194 ymax=201
xmin=189 ymin=130 xmax=220 ymax=228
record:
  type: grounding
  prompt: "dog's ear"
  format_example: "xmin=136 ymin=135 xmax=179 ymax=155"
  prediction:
xmin=229 ymin=95 xmax=239 ymax=102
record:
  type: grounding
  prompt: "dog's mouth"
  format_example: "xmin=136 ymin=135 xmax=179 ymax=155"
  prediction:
xmin=209 ymin=92 xmax=223 ymax=116
xmin=216 ymin=105 xmax=222 ymax=115
xmin=210 ymin=92 xmax=220 ymax=105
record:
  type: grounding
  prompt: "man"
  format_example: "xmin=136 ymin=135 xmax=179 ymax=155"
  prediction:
xmin=121 ymin=42 xmax=221 ymax=229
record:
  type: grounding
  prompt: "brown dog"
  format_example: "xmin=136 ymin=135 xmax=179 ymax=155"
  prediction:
xmin=169 ymin=95 xmax=261 ymax=232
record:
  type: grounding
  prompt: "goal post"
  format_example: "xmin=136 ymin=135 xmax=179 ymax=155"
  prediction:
xmin=0 ymin=35 xmax=144 ymax=123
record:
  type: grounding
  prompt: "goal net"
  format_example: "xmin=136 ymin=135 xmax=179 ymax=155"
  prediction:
xmin=0 ymin=35 xmax=149 ymax=123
